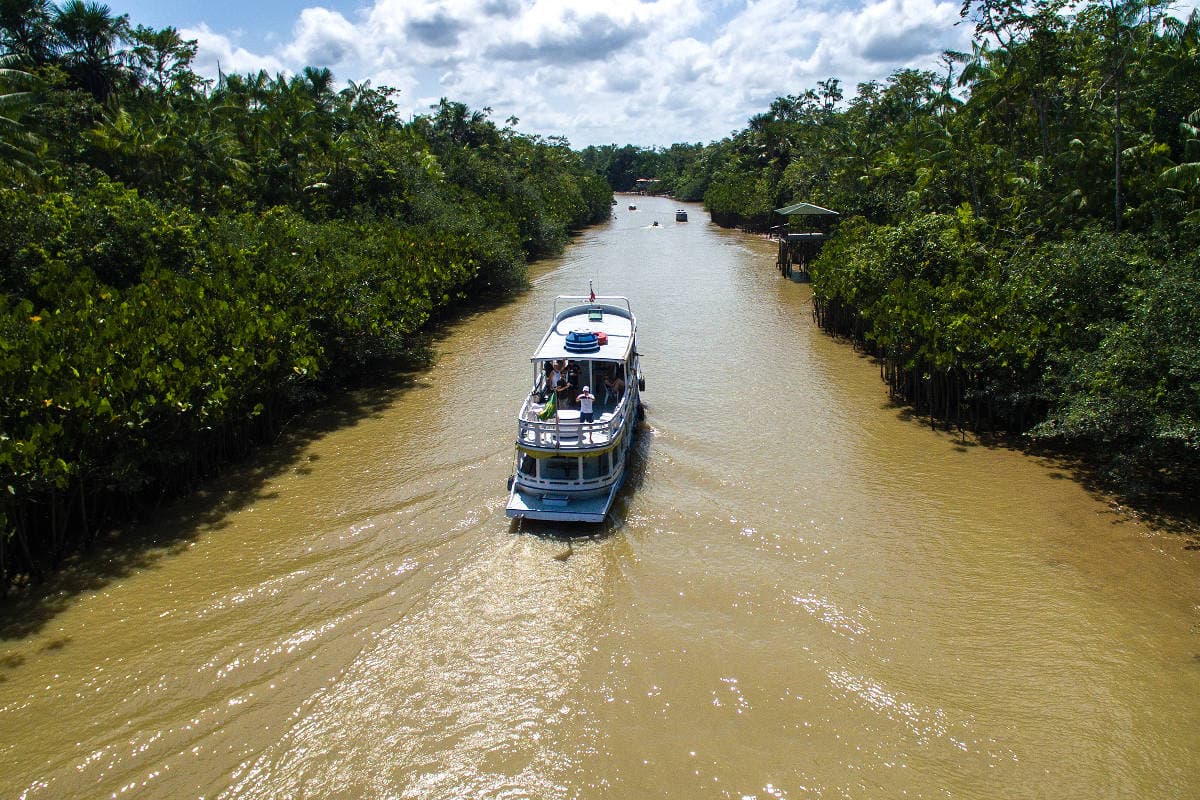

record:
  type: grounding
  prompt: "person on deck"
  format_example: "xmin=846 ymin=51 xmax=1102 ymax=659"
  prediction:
xmin=577 ymin=385 xmax=595 ymax=442
xmin=604 ymin=371 xmax=624 ymax=405
xmin=555 ymin=375 xmax=574 ymax=409
xmin=539 ymin=360 xmax=561 ymax=402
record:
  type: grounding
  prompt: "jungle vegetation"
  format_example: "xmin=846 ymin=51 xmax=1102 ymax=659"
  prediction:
xmin=0 ymin=1 xmax=611 ymax=589
xmin=578 ymin=142 xmax=716 ymax=202
xmin=637 ymin=0 xmax=1200 ymax=500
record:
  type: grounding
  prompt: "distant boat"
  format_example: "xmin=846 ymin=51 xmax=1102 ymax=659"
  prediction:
xmin=675 ymin=209 xmax=688 ymax=222
xmin=628 ymin=204 xmax=637 ymax=211
xmin=651 ymin=221 xmax=659 ymax=227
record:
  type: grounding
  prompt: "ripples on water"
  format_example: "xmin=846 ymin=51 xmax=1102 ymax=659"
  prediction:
xmin=2 ymin=195 xmax=1199 ymax=799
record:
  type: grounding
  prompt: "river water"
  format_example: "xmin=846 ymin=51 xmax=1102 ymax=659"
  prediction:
xmin=3 ymin=193 xmax=1199 ymax=799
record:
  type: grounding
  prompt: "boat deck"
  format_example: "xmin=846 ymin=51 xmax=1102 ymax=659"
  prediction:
xmin=506 ymin=483 xmax=619 ymax=523
xmin=517 ymin=394 xmax=629 ymax=452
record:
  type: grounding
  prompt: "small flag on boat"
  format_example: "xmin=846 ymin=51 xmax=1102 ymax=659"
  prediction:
xmin=538 ymin=390 xmax=557 ymax=420
xmin=589 ymin=280 xmax=595 ymax=302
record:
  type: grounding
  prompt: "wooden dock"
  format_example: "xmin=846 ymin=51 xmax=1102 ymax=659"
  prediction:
xmin=776 ymin=232 xmax=826 ymax=281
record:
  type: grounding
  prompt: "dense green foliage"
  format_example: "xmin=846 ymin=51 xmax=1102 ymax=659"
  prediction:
xmin=578 ymin=142 xmax=717 ymax=201
xmin=693 ymin=0 xmax=1200 ymax=497
xmin=0 ymin=3 xmax=611 ymax=587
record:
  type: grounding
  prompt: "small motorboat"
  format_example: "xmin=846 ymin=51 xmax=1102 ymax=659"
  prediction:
xmin=628 ymin=204 xmax=637 ymax=210
xmin=675 ymin=209 xmax=688 ymax=222
xmin=506 ymin=291 xmax=646 ymax=522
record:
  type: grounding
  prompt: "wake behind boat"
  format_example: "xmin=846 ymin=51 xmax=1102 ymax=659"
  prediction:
xmin=506 ymin=291 xmax=645 ymax=523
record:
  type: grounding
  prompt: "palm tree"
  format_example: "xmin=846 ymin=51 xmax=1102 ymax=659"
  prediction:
xmin=52 ymin=0 xmax=129 ymax=101
xmin=299 ymin=65 xmax=335 ymax=111
xmin=1160 ymin=108 xmax=1200 ymax=220
xmin=0 ymin=52 xmax=42 ymax=180
xmin=126 ymin=24 xmax=196 ymax=93
xmin=0 ymin=0 xmax=56 ymax=65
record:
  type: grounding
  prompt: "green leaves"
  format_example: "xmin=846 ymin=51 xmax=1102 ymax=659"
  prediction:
xmin=0 ymin=121 xmax=593 ymax=578
xmin=1034 ymin=252 xmax=1200 ymax=488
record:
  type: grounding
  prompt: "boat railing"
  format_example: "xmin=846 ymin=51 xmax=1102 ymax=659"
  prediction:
xmin=552 ymin=295 xmax=633 ymax=320
xmin=517 ymin=390 xmax=630 ymax=451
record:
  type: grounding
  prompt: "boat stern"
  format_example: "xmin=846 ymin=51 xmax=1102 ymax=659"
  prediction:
xmin=505 ymin=484 xmax=616 ymax=523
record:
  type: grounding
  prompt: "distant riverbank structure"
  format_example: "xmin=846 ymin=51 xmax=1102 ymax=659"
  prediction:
xmin=634 ymin=177 xmax=660 ymax=195
xmin=773 ymin=202 xmax=839 ymax=282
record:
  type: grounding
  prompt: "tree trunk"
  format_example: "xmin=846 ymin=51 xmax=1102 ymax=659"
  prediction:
xmin=1113 ymin=88 xmax=1122 ymax=232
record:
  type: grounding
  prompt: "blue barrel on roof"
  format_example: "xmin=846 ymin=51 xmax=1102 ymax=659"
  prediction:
xmin=564 ymin=330 xmax=600 ymax=353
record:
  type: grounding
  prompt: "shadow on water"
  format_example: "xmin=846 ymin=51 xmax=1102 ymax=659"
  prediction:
xmin=0 ymin=366 xmax=429 ymax=643
xmin=881 ymin=375 xmax=1200 ymax=549
xmin=972 ymin=436 xmax=1200 ymax=546
xmin=786 ymin=325 xmax=1200 ymax=553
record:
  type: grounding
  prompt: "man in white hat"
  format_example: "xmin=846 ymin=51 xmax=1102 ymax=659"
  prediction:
xmin=576 ymin=384 xmax=595 ymax=442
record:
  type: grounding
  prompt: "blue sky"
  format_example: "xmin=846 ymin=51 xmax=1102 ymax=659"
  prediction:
xmin=100 ymin=0 xmax=1186 ymax=149
xmin=115 ymin=0 xmax=366 ymax=47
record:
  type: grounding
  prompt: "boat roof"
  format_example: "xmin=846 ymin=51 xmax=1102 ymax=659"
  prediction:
xmin=531 ymin=298 xmax=636 ymax=363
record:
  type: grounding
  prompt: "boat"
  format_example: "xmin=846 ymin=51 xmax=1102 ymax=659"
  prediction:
xmin=506 ymin=291 xmax=646 ymax=523
xmin=675 ymin=209 xmax=688 ymax=222
xmin=628 ymin=204 xmax=637 ymax=211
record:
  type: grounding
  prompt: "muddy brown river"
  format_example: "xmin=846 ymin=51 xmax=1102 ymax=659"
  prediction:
xmin=3 ymin=193 xmax=1199 ymax=799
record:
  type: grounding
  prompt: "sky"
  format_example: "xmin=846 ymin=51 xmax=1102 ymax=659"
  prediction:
xmin=106 ymin=0 xmax=1193 ymax=149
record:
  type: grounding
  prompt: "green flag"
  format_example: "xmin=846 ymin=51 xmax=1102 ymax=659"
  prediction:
xmin=537 ymin=390 xmax=557 ymax=420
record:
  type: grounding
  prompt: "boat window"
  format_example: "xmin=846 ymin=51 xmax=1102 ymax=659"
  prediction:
xmin=542 ymin=457 xmax=578 ymax=481
xmin=519 ymin=455 xmax=536 ymax=476
xmin=581 ymin=454 xmax=606 ymax=480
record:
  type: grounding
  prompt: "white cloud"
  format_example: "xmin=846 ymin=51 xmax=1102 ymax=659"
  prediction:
xmin=836 ymin=0 xmax=965 ymax=68
xmin=182 ymin=0 xmax=977 ymax=147
xmin=282 ymin=8 xmax=363 ymax=67
xmin=182 ymin=22 xmax=287 ymax=78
